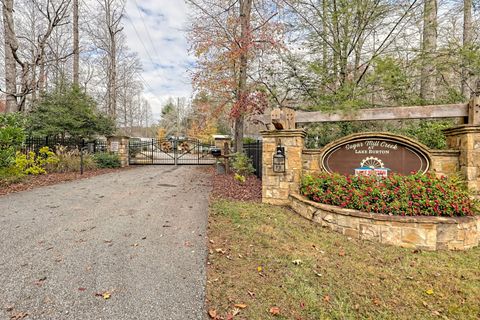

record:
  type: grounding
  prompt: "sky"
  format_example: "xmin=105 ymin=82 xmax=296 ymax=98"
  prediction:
xmin=123 ymin=0 xmax=194 ymax=120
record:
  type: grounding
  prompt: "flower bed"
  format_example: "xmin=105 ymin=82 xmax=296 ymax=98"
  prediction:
xmin=301 ymin=172 xmax=478 ymax=217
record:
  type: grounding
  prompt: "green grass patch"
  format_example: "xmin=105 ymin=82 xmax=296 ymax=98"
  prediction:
xmin=207 ymin=200 xmax=480 ymax=319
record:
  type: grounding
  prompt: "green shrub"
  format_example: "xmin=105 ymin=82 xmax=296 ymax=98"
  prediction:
xmin=47 ymin=146 xmax=97 ymax=173
xmin=401 ymin=120 xmax=452 ymax=150
xmin=14 ymin=146 xmax=59 ymax=175
xmin=0 ymin=113 xmax=26 ymax=168
xmin=243 ymin=137 xmax=257 ymax=144
xmin=27 ymin=84 xmax=115 ymax=139
xmin=0 ymin=166 xmax=26 ymax=186
xmin=230 ymin=152 xmax=255 ymax=178
xmin=94 ymin=153 xmax=121 ymax=168
xmin=301 ymin=172 xmax=478 ymax=217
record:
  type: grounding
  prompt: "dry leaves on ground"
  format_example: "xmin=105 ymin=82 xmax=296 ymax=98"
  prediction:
xmin=208 ymin=167 xmax=261 ymax=202
xmin=0 ymin=168 xmax=127 ymax=196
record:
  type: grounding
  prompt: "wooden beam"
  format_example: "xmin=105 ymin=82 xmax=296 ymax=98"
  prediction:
xmin=294 ymin=104 xmax=468 ymax=123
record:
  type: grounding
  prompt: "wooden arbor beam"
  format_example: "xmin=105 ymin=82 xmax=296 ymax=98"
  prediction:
xmin=295 ymin=103 xmax=469 ymax=124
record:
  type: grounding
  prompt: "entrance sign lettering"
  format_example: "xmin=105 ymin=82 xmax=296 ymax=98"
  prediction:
xmin=321 ymin=134 xmax=430 ymax=176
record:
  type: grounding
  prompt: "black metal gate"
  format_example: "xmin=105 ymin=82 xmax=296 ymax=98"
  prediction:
xmin=128 ymin=138 xmax=216 ymax=165
xmin=243 ymin=141 xmax=262 ymax=179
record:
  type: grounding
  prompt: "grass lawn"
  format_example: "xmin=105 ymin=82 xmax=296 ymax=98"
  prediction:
xmin=207 ymin=200 xmax=480 ymax=320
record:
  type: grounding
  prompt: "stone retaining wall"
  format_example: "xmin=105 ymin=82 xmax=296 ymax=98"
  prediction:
xmin=289 ymin=193 xmax=480 ymax=251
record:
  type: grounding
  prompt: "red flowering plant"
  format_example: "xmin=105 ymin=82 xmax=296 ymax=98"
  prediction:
xmin=300 ymin=172 xmax=479 ymax=217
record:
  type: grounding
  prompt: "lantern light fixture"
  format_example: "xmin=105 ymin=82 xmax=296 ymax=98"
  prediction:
xmin=273 ymin=144 xmax=285 ymax=173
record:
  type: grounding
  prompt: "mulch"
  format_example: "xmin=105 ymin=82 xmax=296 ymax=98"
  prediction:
xmin=207 ymin=167 xmax=262 ymax=202
xmin=0 ymin=168 xmax=129 ymax=197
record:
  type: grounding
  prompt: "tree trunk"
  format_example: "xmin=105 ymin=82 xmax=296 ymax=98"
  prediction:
xmin=462 ymin=0 xmax=472 ymax=98
xmin=235 ymin=0 xmax=252 ymax=153
xmin=322 ymin=0 xmax=328 ymax=72
xmin=73 ymin=0 xmax=80 ymax=86
xmin=38 ymin=46 xmax=46 ymax=94
xmin=420 ymin=0 xmax=437 ymax=102
xmin=2 ymin=0 xmax=18 ymax=112
xmin=110 ymin=34 xmax=117 ymax=119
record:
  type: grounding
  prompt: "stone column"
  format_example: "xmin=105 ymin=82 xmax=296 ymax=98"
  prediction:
xmin=107 ymin=136 xmax=130 ymax=167
xmin=444 ymin=125 xmax=480 ymax=194
xmin=261 ymin=129 xmax=306 ymax=205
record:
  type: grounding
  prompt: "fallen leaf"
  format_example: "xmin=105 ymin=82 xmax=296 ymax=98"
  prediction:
xmin=95 ymin=291 xmax=111 ymax=300
xmin=323 ymin=295 xmax=331 ymax=303
xmin=257 ymin=266 xmax=263 ymax=272
xmin=234 ymin=303 xmax=247 ymax=309
xmin=269 ymin=306 xmax=280 ymax=315
xmin=425 ymin=289 xmax=434 ymax=295
xmin=10 ymin=311 xmax=28 ymax=320
xmin=232 ymin=308 xmax=241 ymax=316
xmin=4 ymin=304 xmax=14 ymax=312
xmin=373 ymin=298 xmax=381 ymax=306
xmin=33 ymin=276 xmax=47 ymax=286
xmin=78 ymin=287 xmax=87 ymax=292
xmin=338 ymin=250 xmax=346 ymax=257
xmin=208 ymin=308 xmax=217 ymax=319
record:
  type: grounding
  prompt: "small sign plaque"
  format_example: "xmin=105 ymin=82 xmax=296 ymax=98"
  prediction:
xmin=321 ymin=134 xmax=430 ymax=176
xmin=110 ymin=141 xmax=119 ymax=152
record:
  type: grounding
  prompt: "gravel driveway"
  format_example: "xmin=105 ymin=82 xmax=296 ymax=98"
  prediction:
xmin=0 ymin=166 xmax=211 ymax=320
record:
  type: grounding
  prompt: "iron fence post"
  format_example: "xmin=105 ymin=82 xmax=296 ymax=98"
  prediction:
xmin=80 ymin=147 xmax=84 ymax=175
xmin=151 ymin=139 xmax=154 ymax=164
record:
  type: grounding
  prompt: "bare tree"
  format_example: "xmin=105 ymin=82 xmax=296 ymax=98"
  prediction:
xmin=234 ymin=0 xmax=253 ymax=153
xmin=2 ymin=0 xmax=18 ymax=112
xmin=73 ymin=0 xmax=79 ymax=85
xmin=462 ymin=0 xmax=473 ymax=98
xmin=99 ymin=0 xmax=125 ymax=119
xmin=420 ymin=0 xmax=437 ymax=101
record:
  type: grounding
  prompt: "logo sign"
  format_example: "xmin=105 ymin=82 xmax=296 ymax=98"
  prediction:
xmin=320 ymin=134 xmax=430 ymax=176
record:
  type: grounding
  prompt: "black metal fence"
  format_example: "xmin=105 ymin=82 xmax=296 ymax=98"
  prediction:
xmin=243 ymin=141 xmax=262 ymax=179
xmin=22 ymin=137 xmax=107 ymax=155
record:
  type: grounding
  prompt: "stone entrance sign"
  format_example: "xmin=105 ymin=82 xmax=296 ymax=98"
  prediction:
xmin=321 ymin=133 xmax=431 ymax=176
xmin=110 ymin=141 xmax=119 ymax=152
